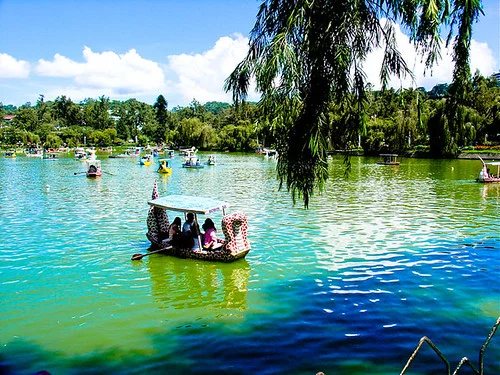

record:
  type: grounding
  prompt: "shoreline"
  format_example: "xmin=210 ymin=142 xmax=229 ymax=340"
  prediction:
xmin=329 ymin=150 xmax=500 ymax=160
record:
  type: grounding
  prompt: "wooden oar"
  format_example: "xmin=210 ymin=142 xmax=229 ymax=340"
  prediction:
xmin=103 ymin=171 xmax=115 ymax=176
xmin=74 ymin=171 xmax=86 ymax=175
xmin=131 ymin=247 xmax=170 ymax=260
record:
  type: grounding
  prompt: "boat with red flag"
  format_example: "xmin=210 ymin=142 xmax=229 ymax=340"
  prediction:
xmin=132 ymin=181 xmax=251 ymax=262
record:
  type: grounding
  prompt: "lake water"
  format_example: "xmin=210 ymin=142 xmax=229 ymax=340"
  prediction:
xmin=0 ymin=152 xmax=498 ymax=375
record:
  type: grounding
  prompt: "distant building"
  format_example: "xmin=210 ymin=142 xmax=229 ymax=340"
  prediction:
xmin=2 ymin=114 xmax=15 ymax=127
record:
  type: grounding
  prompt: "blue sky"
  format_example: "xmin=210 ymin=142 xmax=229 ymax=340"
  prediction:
xmin=0 ymin=0 xmax=498 ymax=108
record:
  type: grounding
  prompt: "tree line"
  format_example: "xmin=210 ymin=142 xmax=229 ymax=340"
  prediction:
xmin=1 ymin=72 xmax=499 ymax=156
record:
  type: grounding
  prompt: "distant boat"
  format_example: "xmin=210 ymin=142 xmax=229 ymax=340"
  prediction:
xmin=476 ymin=158 xmax=500 ymax=183
xmin=377 ymin=154 xmax=400 ymax=165
xmin=109 ymin=147 xmax=142 ymax=158
xmin=24 ymin=148 xmax=43 ymax=158
xmin=140 ymin=155 xmax=152 ymax=166
xmin=206 ymin=154 xmax=216 ymax=165
xmin=4 ymin=151 xmax=16 ymax=158
xmin=258 ymin=147 xmax=278 ymax=159
xmin=157 ymin=159 xmax=172 ymax=174
xmin=182 ymin=149 xmax=204 ymax=168
xmin=74 ymin=147 xmax=87 ymax=161
xmin=43 ymin=152 xmax=59 ymax=160
xmin=179 ymin=146 xmax=196 ymax=156
xmin=86 ymin=159 xmax=102 ymax=178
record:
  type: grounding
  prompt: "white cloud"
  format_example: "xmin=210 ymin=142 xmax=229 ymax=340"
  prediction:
xmin=163 ymin=29 xmax=497 ymax=107
xmin=2 ymin=26 xmax=496 ymax=107
xmin=364 ymin=20 xmax=498 ymax=90
xmin=35 ymin=47 xmax=165 ymax=97
xmin=0 ymin=53 xmax=30 ymax=78
xmin=165 ymin=33 xmax=260 ymax=105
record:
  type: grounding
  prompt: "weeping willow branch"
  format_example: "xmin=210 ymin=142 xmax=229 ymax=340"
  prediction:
xmin=225 ymin=0 xmax=481 ymax=207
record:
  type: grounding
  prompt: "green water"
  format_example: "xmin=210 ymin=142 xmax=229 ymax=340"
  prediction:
xmin=0 ymin=153 xmax=498 ymax=375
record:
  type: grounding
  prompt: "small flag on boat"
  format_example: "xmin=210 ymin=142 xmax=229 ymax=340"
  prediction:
xmin=152 ymin=179 xmax=159 ymax=200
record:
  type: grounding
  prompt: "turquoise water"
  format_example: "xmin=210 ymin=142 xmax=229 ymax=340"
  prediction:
xmin=0 ymin=153 xmax=498 ymax=375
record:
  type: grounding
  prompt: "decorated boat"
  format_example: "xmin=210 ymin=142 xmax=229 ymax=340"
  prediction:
xmin=476 ymin=158 xmax=500 ymax=183
xmin=377 ymin=153 xmax=400 ymax=165
xmin=138 ymin=182 xmax=251 ymax=262
xmin=86 ymin=159 xmax=102 ymax=178
xmin=157 ymin=159 xmax=172 ymax=174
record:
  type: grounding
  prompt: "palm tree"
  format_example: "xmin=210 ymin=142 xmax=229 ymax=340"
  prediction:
xmin=225 ymin=0 xmax=482 ymax=207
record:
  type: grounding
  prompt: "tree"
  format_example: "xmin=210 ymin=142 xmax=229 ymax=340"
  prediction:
xmin=54 ymin=95 xmax=82 ymax=127
xmin=0 ymin=102 xmax=5 ymax=123
xmin=82 ymin=96 xmax=114 ymax=130
xmin=226 ymin=0 xmax=482 ymax=207
xmin=13 ymin=105 xmax=38 ymax=132
xmin=153 ymin=95 xmax=168 ymax=125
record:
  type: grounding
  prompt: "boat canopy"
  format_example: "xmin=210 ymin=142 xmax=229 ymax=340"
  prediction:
xmin=148 ymin=195 xmax=229 ymax=215
xmin=484 ymin=161 xmax=500 ymax=166
xmin=379 ymin=153 xmax=398 ymax=157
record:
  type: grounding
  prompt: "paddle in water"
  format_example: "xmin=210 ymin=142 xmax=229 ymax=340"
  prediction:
xmin=131 ymin=247 xmax=171 ymax=260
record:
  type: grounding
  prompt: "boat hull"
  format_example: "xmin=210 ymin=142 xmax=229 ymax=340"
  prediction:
xmin=376 ymin=161 xmax=400 ymax=165
xmin=146 ymin=234 xmax=249 ymax=263
xmin=158 ymin=168 xmax=172 ymax=174
xmin=476 ymin=177 xmax=500 ymax=183
xmin=182 ymin=164 xmax=204 ymax=168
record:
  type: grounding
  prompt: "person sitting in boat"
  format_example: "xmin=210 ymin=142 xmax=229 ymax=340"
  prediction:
xmin=166 ymin=217 xmax=182 ymax=246
xmin=182 ymin=212 xmax=200 ymax=249
xmin=202 ymin=218 xmax=223 ymax=250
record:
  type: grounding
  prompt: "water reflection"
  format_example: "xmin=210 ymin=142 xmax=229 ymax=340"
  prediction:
xmin=481 ymin=183 xmax=500 ymax=198
xmin=146 ymin=257 xmax=250 ymax=317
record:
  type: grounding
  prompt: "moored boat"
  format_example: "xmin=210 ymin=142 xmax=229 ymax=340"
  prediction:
xmin=109 ymin=147 xmax=142 ymax=158
xmin=157 ymin=159 xmax=172 ymax=174
xmin=24 ymin=148 xmax=43 ymax=158
xmin=139 ymin=183 xmax=251 ymax=262
xmin=43 ymin=152 xmax=59 ymax=160
xmin=4 ymin=150 xmax=17 ymax=158
xmin=377 ymin=153 xmax=400 ymax=165
xmin=476 ymin=159 xmax=500 ymax=183
xmin=74 ymin=147 xmax=87 ymax=160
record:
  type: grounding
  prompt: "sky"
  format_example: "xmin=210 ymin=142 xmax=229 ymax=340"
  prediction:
xmin=0 ymin=0 xmax=499 ymax=109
